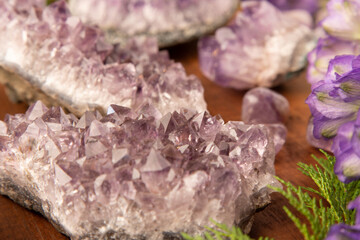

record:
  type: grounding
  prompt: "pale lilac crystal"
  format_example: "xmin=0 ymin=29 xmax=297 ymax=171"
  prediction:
xmin=198 ymin=1 xmax=314 ymax=90
xmin=0 ymin=1 xmax=206 ymax=117
xmin=68 ymin=0 xmax=239 ymax=47
xmin=242 ymin=87 xmax=289 ymax=153
xmin=0 ymin=101 xmax=280 ymax=239
xmin=242 ymin=88 xmax=289 ymax=124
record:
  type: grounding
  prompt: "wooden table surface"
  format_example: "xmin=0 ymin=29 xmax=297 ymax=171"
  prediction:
xmin=0 ymin=40 xmax=321 ymax=240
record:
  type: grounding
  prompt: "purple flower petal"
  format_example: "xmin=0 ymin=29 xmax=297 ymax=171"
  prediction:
xmin=306 ymin=55 xmax=360 ymax=146
xmin=307 ymin=37 xmax=360 ymax=85
xmin=332 ymin=111 xmax=360 ymax=183
xmin=348 ymin=196 xmax=360 ymax=225
xmin=321 ymin=0 xmax=360 ymax=41
xmin=325 ymin=223 xmax=360 ymax=240
xmin=306 ymin=117 xmax=333 ymax=151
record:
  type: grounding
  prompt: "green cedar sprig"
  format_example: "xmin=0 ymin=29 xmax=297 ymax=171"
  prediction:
xmin=272 ymin=150 xmax=360 ymax=240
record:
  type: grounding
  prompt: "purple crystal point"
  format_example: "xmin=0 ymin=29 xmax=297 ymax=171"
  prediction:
xmin=0 ymin=1 xmax=207 ymax=117
xmin=68 ymin=0 xmax=239 ymax=47
xmin=198 ymin=1 xmax=314 ymax=90
xmin=242 ymin=88 xmax=289 ymax=125
xmin=242 ymin=88 xmax=289 ymax=153
xmin=0 ymin=101 xmax=280 ymax=239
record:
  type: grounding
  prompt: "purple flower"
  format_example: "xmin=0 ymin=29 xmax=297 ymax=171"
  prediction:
xmin=321 ymin=0 xmax=360 ymax=41
xmin=332 ymin=111 xmax=360 ymax=183
xmin=325 ymin=197 xmax=360 ymax=240
xmin=325 ymin=223 xmax=360 ymax=240
xmin=268 ymin=0 xmax=319 ymax=14
xmin=306 ymin=55 xmax=360 ymax=145
xmin=349 ymin=197 xmax=360 ymax=225
xmin=307 ymin=37 xmax=360 ymax=85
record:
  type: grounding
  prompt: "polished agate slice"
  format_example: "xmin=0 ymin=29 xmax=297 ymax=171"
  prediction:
xmin=68 ymin=0 xmax=239 ymax=47
xmin=198 ymin=1 xmax=315 ymax=90
xmin=0 ymin=101 xmax=280 ymax=239
xmin=0 ymin=1 xmax=206 ymax=117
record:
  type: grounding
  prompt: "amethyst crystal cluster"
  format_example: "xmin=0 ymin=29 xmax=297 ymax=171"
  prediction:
xmin=68 ymin=0 xmax=239 ymax=47
xmin=0 ymin=101 xmax=280 ymax=239
xmin=198 ymin=1 xmax=314 ymax=90
xmin=306 ymin=0 xmax=360 ymax=183
xmin=0 ymin=1 xmax=206 ymax=117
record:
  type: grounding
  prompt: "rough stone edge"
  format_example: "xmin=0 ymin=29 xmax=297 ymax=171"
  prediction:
xmin=0 ymin=65 xmax=104 ymax=117
xmin=0 ymin=175 xmax=258 ymax=239
xmin=0 ymin=177 xmax=162 ymax=240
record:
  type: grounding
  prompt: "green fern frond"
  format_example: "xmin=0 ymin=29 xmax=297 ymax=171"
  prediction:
xmin=272 ymin=150 xmax=360 ymax=240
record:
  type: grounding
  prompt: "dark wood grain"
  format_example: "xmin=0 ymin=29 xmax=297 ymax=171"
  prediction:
xmin=0 ymin=40 xmax=320 ymax=240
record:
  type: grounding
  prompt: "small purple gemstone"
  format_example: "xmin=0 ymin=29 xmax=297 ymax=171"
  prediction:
xmin=198 ymin=1 xmax=314 ymax=90
xmin=242 ymin=87 xmax=289 ymax=125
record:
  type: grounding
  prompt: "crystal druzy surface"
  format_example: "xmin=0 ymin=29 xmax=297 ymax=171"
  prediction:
xmin=198 ymin=1 xmax=314 ymax=90
xmin=0 ymin=101 xmax=280 ymax=239
xmin=68 ymin=0 xmax=239 ymax=47
xmin=0 ymin=1 xmax=206 ymax=117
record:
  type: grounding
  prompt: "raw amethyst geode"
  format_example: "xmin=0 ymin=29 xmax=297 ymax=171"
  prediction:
xmin=0 ymin=1 xmax=206 ymax=117
xmin=198 ymin=1 xmax=314 ymax=90
xmin=0 ymin=101 xmax=280 ymax=239
xmin=68 ymin=0 xmax=239 ymax=47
